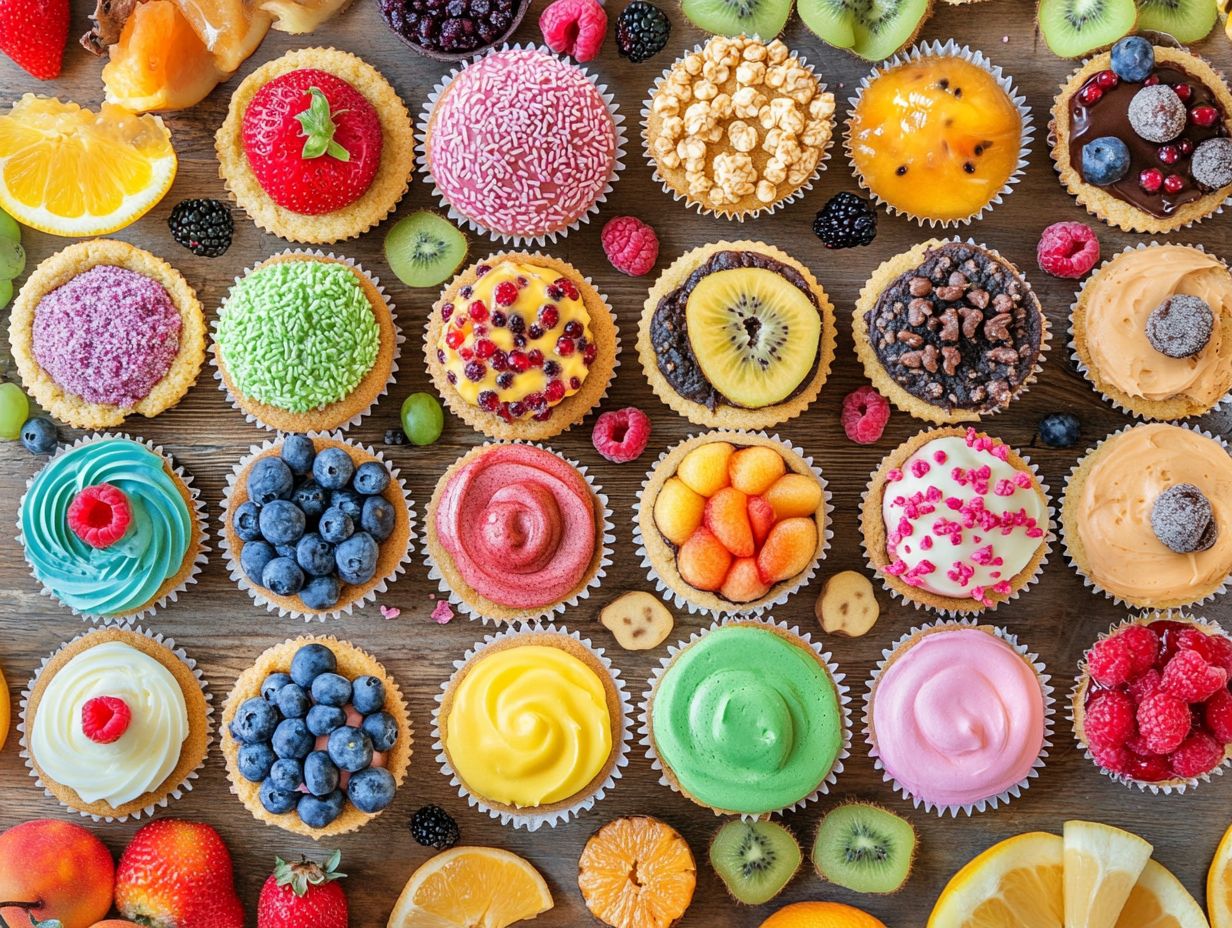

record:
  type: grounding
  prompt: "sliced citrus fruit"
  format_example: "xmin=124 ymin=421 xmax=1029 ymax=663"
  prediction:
xmin=578 ymin=816 xmax=696 ymax=928
xmin=102 ymin=0 xmax=224 ymax=114
xmin=1065 ymin=820 xmax=1154 ymax=928
xmin=1117 ymin=859 xmax=1207 ymax=928
xmin=928 ymin=832 xmax=1063 ymax=928
xmin=0 ymin=663 xmax=9 ymax=752
xmin=1209 ymin=821 xmax=1232 ymax=928
xmin=758 ymin=900 xmax=888 ymax=928
xmin=0 ymin=95 xmax=176 ymax=236
xmin=387 ymin=846 xmax=553 ymax=928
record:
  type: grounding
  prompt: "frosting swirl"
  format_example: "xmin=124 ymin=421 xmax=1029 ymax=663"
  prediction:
xmin=21 ymin=438 xmax=192 ymax=617
xmin=435 ymin=444 xmax=595 ymax=609
xmin=29 ymin=640 xmax=189 ymax=808
xmin=445 ymin=644 xmax=612 ymax=808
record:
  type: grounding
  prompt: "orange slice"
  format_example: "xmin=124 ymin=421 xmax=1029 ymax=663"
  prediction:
xmin=758 ymin=901 xmax=887 ymax=928
xmin=387 ymin=846 xmax=553 ymax=928
xmin=928 ymin=832 xmax=1063 ymax=928
xmin=1209 ymin=822 xmax=1232 ymax=928
xmin=0 ymin=663 xmax=9 ymax=752
xmin=1118 ymin=859 xmax=1206 ymax=928
xmin=578 ymin=816 xmax=696 ymax=928
xmin=102 ymin=0 xmax=223 ymax=114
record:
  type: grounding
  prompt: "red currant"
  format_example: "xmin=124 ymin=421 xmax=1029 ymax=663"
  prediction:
xmin=458 ymin=346 xmax=474 ymax=361
xmin=1096 ymin=70 xmax=1119 ymax=89
xmin=545 ymin=380 xmax=565 ymax=403
xmin=1139 ymin=167 xmax=1164 ymax=193
xmin=475 ymin=338 xmax=495 ymax=359
xmin=1173 ymin=83 xmax=1193 ymax=102
xmin=509 ymin=350 xmax=530 ymax=373
xmin=1079 ymin=83 xmax=1103 ymax=105
xmin=1179 ymin=139 xmax=1195 ymax=155
xmin=556 ymin=336 xmax=576 ymax=357
xmin=538 ymin=305 xmax=559 ymax=329
xmin=493 ymin=281 xmax=518 ymax=306
xmin=1191 ymin=105 xmax=1220 ymax=128
xmin=468 ymin=300 xmax=489 ymax=323
xmin=528 ymin=348 xmax=545 ymax=368
xmin=1163 ymin=173 xmax=1185 ymax=194
xmin=1158 ymin=145 xmax=1179 ymax=164
xmin=1144 ymin=74 xmax=1161 ymax=86
xmin=440 ymin=302 xmax=454 ymax=321
xmin=445 ymin=328 xmax=464 ymax=350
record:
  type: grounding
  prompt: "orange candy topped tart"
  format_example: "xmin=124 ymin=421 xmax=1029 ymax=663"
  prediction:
xmin=636 ymin=432 xmax=828 ymax=615
xmin=578 ymin=816 xmax=696 ymax=928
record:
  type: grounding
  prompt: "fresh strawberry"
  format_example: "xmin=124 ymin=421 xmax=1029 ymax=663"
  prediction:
xmin=116 ymin=820 xmax=244 ymax=928
xmin=257 ymin=852 xmax=348 ymax=928
xmin=0 ymin=0 xmax=68 ymax=79
xmin=241 ymin=69 xmax=382 ymax=215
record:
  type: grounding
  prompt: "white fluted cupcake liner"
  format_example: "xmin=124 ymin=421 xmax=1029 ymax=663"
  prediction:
xmin=210 ymin=249 xmax=402 ymax=433
xmin=219 ymin=431 xmax=416 ymax=622
xmin=638 ymin=616 xmax=851 ymax=819
xmin=641 ymin=37 xmax=833 ymax=222
xmin=859 ymin=428 xmax=1054 ymax=617
xmin=1070 ymin=611 xmax=1232 ymax=795
xmin=864 ymin=619 xmax=1054 ymax=817
xmin=18 ymin=623 xmax=214 ymax=823
xmin=845 ymin=40 xmax=1034 ymax=228
xmin=1068 ymin=241 xmax=1232 ymax=421
xmin=432 ymin=622 xmax=631 ymax=830
xmin=15 ymin=431 xmax=210 ymax=625
xmin=424 ymin=441 xmax=614 ymax=624
xmin=417 ymin=43 xmax=626 ymax=247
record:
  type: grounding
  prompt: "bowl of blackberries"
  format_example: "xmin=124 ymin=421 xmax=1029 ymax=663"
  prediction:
xmin=374 ymin=0 xmax=530 ymax=61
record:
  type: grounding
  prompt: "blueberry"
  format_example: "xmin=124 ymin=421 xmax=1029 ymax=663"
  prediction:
xmin=281 ymin=434 xmax=316 ymax=475
xmin=259 ymin=499 xmax=306 ymax=546
xmin=361 ymin=496 xmax=395 ymax=542
xmin=260 ymin=672 xmax=293 ymax=704
xmin=262 ymin=556 xmax=305 ymax=596
xmin=300 ymin=575 xmax=341 ymax=611
xmin=296 ymin=533 xmax=335 ymax=577
xmin=313 ymin=447 xmax=354 ymax=490
xmin=19 ymin=416 xmax=57 ymax=454
xmin=327 ymin=726 xmax=373 ymax=772
xmin=336 ymin=532 xmax=378 ymax=585
xmin=233 ymin=501 xmax=262 ymax=542
xmin=306 ymin=703 xmax=347 ymax=736
xmin=303 ymin=750 xmax=340 ymax=796
xmin=237 ymin=742 xmax=276 ymax=782
xmin=361 ymin=711 xmax=399 ymax=752
xmin=351 ymin=675 xmax=385 ymax=715
xmin=330 ymin=487 xmax=363 ymax=522
xmin=276 ymin=683 xmax=311 ymax=719
xmin=240 ymin=540 xmax=276 ymax=585
xmin=230 ymin=697 xmax=279 ymax=743
xmin=259 ymin=777 xmax=299 ymax=814
xmin=291 ymin=480 xmax=328 ymax=519
xmin=1082 ymin=136 xmax=1131 ymax=187
xmin=248 ymin=457 xmax=294 ymax=504
xmin=347 ymin=767 xmax=397 ymax=813
xmin=290 ymin=643 xmax=337 ymax=687
xmin=353 ymin=461 xmax=391 ymax=495
xmin=1039 ymin=413 xmax=1082 ymax=449
xmin=319 ymin=507 xmax=354 ymax=544
xmin=297 ymin=789 xmax=345 ymax=829
xmin=272 ymin=718 xmax=313 ymax=759
xmin=269 ymin=756 xmax=304 ymax=792
xmin=1111 ymin=35 xmax=1154 ymax=83
xmin=311 ymin=672 xmax=352 ymax=707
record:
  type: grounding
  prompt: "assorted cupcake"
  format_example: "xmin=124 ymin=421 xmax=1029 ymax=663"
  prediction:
xmin=861 ymin=427 xmax=1051 ymax=613
xmin=1072 ymin=243 xmax=1232 ymax=420
xmin=9 ymin=240 xmax=205 ymax=430
xmin=854 ymin=239 xmax=1047 ymax=423
xmin=1062 ymin=423 xmax=1232 ymax=609
xmin=638 ymin=241 xmax=836 ymax=429
xmin=643 ymin=35 xmax=835 ymax=219
xmin=425 ymin=252 xmax=619 ymax=440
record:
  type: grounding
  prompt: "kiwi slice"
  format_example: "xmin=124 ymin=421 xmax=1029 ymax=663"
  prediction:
xmin=1136 ymin=0 xmax=1218 ymax=41
xmin=681 ymin=0 xmax=793 ymax=40
xmin=709 ymin=819 xmax=801 ymax=905
xmin=684 ymin=267 xmax=820 ymax=409
xmin=383 ymin=210 xmax=468 ymax=288
xmin=812 ymin=802 xmax=916 ymax=895
xmin=798 ymin=0 xmax=933 ymax=60
xmin=1037 ymin=0 xmax=1137 ymax=57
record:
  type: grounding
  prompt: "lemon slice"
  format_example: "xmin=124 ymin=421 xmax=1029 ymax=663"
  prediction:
xmin=928 ymin=832 xmax=1063 ymax=928
xmin=0 ymin=95 xmax=176 ymax=236
xmin=1117 ymin=859 xmax=1208 ymax=928
xmin=1209 ymin=822 xmax=1232 ymax=928
xmin=1065 ymin=821 xmax=1154 ymax=928
xmin=387 ymin=846 xmax=553 ymax=928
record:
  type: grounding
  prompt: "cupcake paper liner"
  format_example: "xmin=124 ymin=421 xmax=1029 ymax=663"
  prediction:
xmin=640 ymin=38 xmax=833 ymax=222
xmin=219 ymin=431 xmax=416 ymax=622
xmin=209 ymin=249 xmax=403 ymax=433
xmin=863 ymin=619 xmax=1054 ymax=817
xmin=431 ymin=622 xmax=632 ymax=830
xmin=844 ymin=40 xmax=1034 ymax=228
xmin=637 ymin=616 xmax=852 ymax=819
xmin=632 ymin=430 xmax=833 ymax=618
xmin=15 ymin=431 xmax=210 ymax=625
xmin=424 ymin=441 xmax=614 ymax=625
xmin=417 ymin=43 xmax=626 ymax=247
xmin=18 ymin=624 xmax=214 ymax=823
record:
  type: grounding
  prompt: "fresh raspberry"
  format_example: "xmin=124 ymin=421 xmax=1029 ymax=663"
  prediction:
xmin=1174 ymin=627 xmax=1216 ymax=663
xmin=1137 ymin=691 xmax=1192 ymax=754
xmin=1084 ymin=690 xmax=1136 ymax=750
xmin=1089 ymin=742 xmax=1135 ymax=777
xmin=1127 ymin=668 xmax=1163 ymax=705
xmin=841 ymin=386 xmax=890 ymax=445
xmin=1087 ymin=635 xmax=1140 ymax=688
xmin=539 ymin=0 xmax=607 ymax=63
xmin=1161 ymin=649 xmax=1228 ymax=703
xmin=81 ymin=696 xmax=132 ymax=744
xmin=1168 ymin=731 xmax=1225 ymax=779
xmin=1206 ymin=634 xmax=1232 ymax=677
xmin=1036 ymin=221 xmax=1100 ymax=279
xmin=592 ymin=407 xmax=652 ymax=463
xmin=1117 ymin=624 xmax=1161 ymax=676
xmin=67 ymin=483 xmax=132 ymax=549
xmin=601 ymin=216 xmax=659 ymax=277
xmin=1206 ymin=688 xmax=1232 ymax=743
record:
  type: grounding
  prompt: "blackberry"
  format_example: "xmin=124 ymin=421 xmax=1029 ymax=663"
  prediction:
xmin=168 ymin=199 xmax=233 ymax=257
xmin=1038 ymin=413 xmax=1081 ymax=449
xmin=384 ymin=428 xmax=407 ymax=446
xmin=409 ymin=804 xmax=460 ymax=849
xmin=811 ymin=192 xmax=877 ymax=249
xmin=616 ymin=1 xmax=670 ymax=63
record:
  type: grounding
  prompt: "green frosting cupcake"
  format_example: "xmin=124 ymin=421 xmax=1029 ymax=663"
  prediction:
xmin=215 ymin=260 xmax=380 ymax=413
xmin=650 ymin=623 xmax=843 ymax=814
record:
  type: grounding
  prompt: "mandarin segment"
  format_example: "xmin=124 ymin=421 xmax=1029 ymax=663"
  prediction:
xmin=578 ymin=816 xmax=696 ymax=928
xmin=729 ymin=445 xmax=788 ymax=496
xmin=764 ymin=473 xmax=823 ymax=520
xmin=756 ymin=517 xmax=818 ymax=585
xmin=676 ymin=441 xmax=734 ymax=496
xmin=704 ymin=487 xmax=754 ymax=558
xmin=677 ymin=527 xmax=734 ymax=591
xmin=654 ymin=477 xmax=706 ymax=546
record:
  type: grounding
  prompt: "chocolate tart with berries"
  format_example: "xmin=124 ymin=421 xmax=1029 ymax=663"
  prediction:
xmin=1051 ymin=41 xmax=1232 ymax=233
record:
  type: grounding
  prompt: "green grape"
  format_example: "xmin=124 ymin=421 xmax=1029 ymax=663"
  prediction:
xmin=401 ymin=392 xmax=444 ymax=446
xmin=0 ymin=382 xmax=30 ymax=440
xmin=0 ymin=278 xmax=12 ymax=310
xmin=0 ymin=207 xmax=21 ymax=244
xmin=0 ymin=238 xmax=25 ymax=281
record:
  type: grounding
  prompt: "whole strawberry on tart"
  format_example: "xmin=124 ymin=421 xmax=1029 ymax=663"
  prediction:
xmin=258 ymin=852 xmax=348 ymax=928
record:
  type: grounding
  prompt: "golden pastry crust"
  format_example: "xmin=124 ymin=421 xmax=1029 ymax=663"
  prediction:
xmin=220 ymin=636 xmax=412 ymax=839
xmin=438 ymin=631 xmax=624 ymax=817
xmin=24 ymin=627 xmax=211 ymax=820
xmin=638 ymin=432 xmax=827 ymax=615
xmin=853 ymin=239 xmax=1048 ymax=425
xmin=861 ymin=427 xmax=1050 ymax=614
xmin=424 ymin=443 xmax=607 ymax=623
xmin=638 ymin=240 xmax=835 ymax=430
xmin=9 ymin=239 xmax=205 ymax=430
xmin=1050 ymin=47 xmax=1232 ymax=233
xmin=213 ymin=253 xmax=397 ymax=432
xmin=424 ymin=252 xmax=618 ymax=441
xmin=215 ymin=47 xmax=414 ymax=244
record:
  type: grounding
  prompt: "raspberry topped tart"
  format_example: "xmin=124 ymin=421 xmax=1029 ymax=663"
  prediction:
xmin=216 ymin=48 xmax=415 ymax=244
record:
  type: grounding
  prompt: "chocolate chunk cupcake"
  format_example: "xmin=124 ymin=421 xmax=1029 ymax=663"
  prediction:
xmin=854 ymin=240 xmax=1047 ymax=424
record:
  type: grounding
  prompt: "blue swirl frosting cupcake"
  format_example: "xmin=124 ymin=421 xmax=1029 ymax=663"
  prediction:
xmin=19 ymin=435 xmax=207 ymax=621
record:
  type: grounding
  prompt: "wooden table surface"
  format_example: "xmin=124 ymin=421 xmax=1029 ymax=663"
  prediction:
xmin=3 ymin=1 xmax=1232 ymax=925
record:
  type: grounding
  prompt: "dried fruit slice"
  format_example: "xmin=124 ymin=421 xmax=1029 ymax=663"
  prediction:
xmin=387 ymin=846 xmax=553 ymax=928
xmin=815 ymin=570 xmax=879 ymax=638
xmin=599 ymin=591 xmax=674 ymax=651
xmin=578 ymin=816 xmax=696 ymax=928
xmin=1063 ymin=820 xmax=1153 ymax=928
